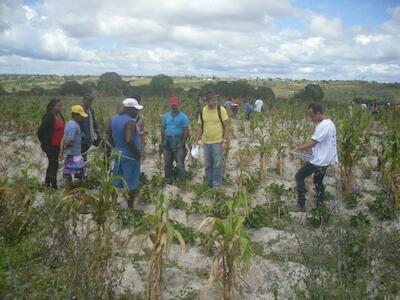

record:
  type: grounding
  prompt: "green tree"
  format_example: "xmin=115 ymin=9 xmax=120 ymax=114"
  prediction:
xmin=97 ymin=72 xmax=127 ymax=96
xmin=59 ymin=80 xmax=85 ymax=96
xmin=293 ymin=84 xmax=324 ymax=102
xmin=148 ymin=74 xmax=174 ymax=97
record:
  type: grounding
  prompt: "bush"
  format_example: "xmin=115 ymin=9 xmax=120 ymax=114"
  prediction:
xmin=148 ymin=74 xmax=174 ymax=97
xmin=293 ymin=84 xmax=324 ymax=102
xmin=59 ymin=80 xmax=85 ymax=96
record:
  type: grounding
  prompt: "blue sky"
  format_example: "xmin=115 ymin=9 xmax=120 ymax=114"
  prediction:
xmin=0 ymin=0 xmax=399 ymax=81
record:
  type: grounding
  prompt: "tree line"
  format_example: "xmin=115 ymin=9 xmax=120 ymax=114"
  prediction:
xmin=0 ymin=72 xmax=326 ymax=102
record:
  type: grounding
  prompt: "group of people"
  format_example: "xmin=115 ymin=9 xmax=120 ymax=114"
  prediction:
xmin=224 ymin=97 xmax=264 ymax=120
xmin=37 ymin=96 xmax=99 ymax=190
xmin=37 ymin=92 xmax=337 ymax=212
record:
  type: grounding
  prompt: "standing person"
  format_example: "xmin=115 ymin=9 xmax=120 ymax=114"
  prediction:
xmin=80 ymin=95 xmax=100 ymax=161
xmin=254 ymin=98 xmax=264 ymax=113
xmin=244 ymin=100 xmax=254 ymax=120
xmin=224 ymin=98 xmax=233 ymax=114
xmin=131 ymin=94 xmax=145 ymax=151
xmin=289 ymin=103 xmax=338 ymax=211
xmin=59 ymin=105 xmax=88 ymax=191
xmin=193 ymin=91 xmax=229 ymax=189
xmin=108 ymin=98 xmax=143 ymax=210
xmin=161 ymin=96 xmax=190 ymax=184
xmin=231 ymin=97 xmax=240 ymax=117
xmin=37 ymin=98 xmax=65 ymax=189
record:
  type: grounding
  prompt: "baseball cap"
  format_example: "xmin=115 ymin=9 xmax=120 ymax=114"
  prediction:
xmin=122 ymin=98 xmax=143 ymax=110
xmin=169 ymin=96 xmax=180 ymax=106
xmin=71 ymin=105 xmax=88 ymax=117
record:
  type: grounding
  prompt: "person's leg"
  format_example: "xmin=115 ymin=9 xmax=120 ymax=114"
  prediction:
xmin=211 ymin=143 xmax=224 ymax=188
xmin=175 ymin=146 xmax=186 ymax=182
xmin=204 ymin=144 xmax=213 ymax=186
xmin=163 ymin=144 xmax=174 ymax=184
xmin=295 ymin=162 xmax=315 ymax=207
xmin=127 ymin=190 xmax=137 ymax=210
xmin=81 ymin=143 xmax=90 ymax=161
xmin=47 ymin=145 xmax=59 ymax=189
xmin=122 ymin=158 xmax=141 ymax=210
xmin=41 ymin=145 xmax=52 ymax=186
xmin=313 ymin=166 xmax=328 ymax=204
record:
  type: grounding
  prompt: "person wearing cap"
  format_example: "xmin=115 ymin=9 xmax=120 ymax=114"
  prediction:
xmin=130 ymin=94 xmax=145 ymax=151
xmin=59 ymin=105 xmax=88 ymax=191
xmin=108 ymin=98 xmax=143 ymax=210
xmin=80 ymin=95 xmax=100 ymax=161
xmin=194 ymin=91 xmax=229 ymax=188
xmin=161 ymin=96 xmax=190 ymax=184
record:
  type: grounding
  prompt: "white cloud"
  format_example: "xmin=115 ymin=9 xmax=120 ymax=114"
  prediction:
xmin=0 ymin=1 xmax=399 ymax=81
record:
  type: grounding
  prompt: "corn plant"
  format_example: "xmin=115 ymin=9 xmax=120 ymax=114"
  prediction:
xmin=381 ymin=115 xmax=400 ymax=206
xmin=338 ymin=113 xmax=370 ymax=207
xmin=135 ymin=191 xmax=186 ymax=300
xmin=199 ymin=189 xmax=253 ymax=300
xmin=255 ymin=130 xmax=273 ymax=180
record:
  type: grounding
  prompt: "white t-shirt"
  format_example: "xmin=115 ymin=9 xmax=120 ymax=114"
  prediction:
xmin=255 ymin=99 xmax=264 ymax=112
xmin=310 ymin=119 xmax=338 ymax=167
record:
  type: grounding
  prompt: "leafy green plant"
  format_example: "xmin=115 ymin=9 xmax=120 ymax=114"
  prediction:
xmin=367 ymin=196 xmax=398 ymax=221
xmin=135 ymin=192 xmax=186 ymax=300
xmin=246 ymin=199 xmax=291 ymax=230
xmin=199 ymin=189 xmax=252 ymax=300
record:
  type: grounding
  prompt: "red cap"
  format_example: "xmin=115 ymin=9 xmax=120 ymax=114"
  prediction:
xmin=169 ymin=96 xmax=180 ymax=106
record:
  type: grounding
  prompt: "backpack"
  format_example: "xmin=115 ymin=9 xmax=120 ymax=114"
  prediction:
xmin=199 ymin=105 xmax=224 ymax=132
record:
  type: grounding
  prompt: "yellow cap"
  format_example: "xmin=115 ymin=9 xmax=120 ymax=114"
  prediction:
xmin=71 ymin=105 xmax=88 ymax=117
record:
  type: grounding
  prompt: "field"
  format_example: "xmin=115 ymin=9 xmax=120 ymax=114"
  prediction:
xmin=0 ymin=76 xmax=400 ymax=299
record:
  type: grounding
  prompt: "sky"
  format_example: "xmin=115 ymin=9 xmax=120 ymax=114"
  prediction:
xmin=0 ymin=0 xmax=399 ymax=81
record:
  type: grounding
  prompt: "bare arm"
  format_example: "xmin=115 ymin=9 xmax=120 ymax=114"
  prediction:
xmin=182 ymin=127 xmax=189 ymax=146
xmin=125 ymin=120 xmax=141 ymax=160
xmin=290 ymin=140 xmax=318 ymax=153
xmin=222 ymin=120 xmax=229 ymax=142
xmin=194 ymin=125 xmax=203 ymax=145
xmin=107 ymin=122 xmax=115 ymax=147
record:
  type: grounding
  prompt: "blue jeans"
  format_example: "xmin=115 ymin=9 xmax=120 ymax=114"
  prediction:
xmin=204 ymin=143 xmax=224 ymax=187
xmin=163 ymin=137 xmax=186 ymax=182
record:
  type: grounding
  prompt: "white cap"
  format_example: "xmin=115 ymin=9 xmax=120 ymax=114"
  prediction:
xmin=122 ymin=98 xmax=143 ymax=110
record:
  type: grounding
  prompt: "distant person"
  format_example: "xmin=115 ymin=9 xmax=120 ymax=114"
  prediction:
xmin=194 ymin=91 xmax=229 ymax=188
xmin=361 ymin=103 xmax=367 ymax=110
xmin=80 ymin=95 xmax=100 ymax=161
xmin=59 ymin=105 xmax=88 ymax=191
xmin=244 ymin=100 xmax=254 ymax=120
xmin=231 ymin=98 xmax=240 ymax=117
xmin=254 ymin=98 xmax=264 ymax=113
xmin=161 ymin=96 xmax=189 ymax=184
xmin=37 ymin=98 xmax=65 ymax=189
xmin=108 ymin=98 xmax=143 ymax=210
xmin=289 ymin=103 xmax=338 ymax=212
xmin=224 ymin=99 xmax=233 ymax=114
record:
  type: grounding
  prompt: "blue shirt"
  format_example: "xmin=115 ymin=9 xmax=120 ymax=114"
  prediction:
xmin=162 ymin=111 xmax=189 ymax=136
xmin=244 ymin=102 xmax=253 ymax=113
xmin=111 ymin=114 xmax=142 ymax=159
xmin=64 ymin=120 xmax=82 ymax=156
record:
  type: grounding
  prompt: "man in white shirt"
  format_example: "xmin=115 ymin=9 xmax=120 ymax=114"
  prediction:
xmin=289 ymin=103 xmax=338 ymax=211
xmin=254 ymin=98 xmax=264 ymax=113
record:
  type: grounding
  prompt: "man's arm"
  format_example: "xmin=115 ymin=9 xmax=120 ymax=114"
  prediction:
xmin=194 ymin=125 xmax=203 ymax=146
xmin=290 ymin=140 xmax=317 ymax=153
xmin=107 ymin=121 xmax=115 ymax=147
xmin=182 ymin=127 xmax=189 ymax=146
xmin=125 ymin=120 xmax=141 ymax=160
xmin=221 ymin=120 xmax=229 ymax=151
